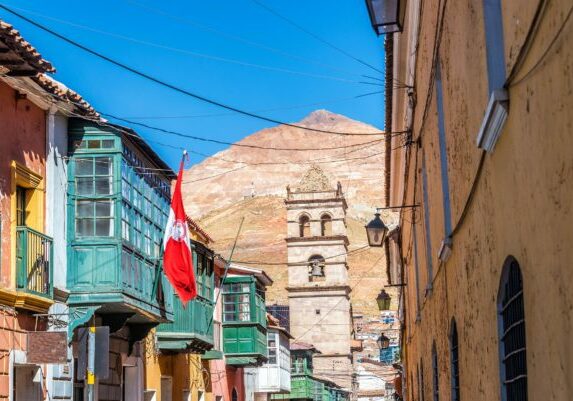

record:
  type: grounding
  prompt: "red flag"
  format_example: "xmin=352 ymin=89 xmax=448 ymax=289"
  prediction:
xmin=163 ymin=155 xmax=197 ymax=304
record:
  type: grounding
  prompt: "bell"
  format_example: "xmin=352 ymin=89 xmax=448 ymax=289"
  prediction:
xmin=310 ymin=261 xmax=323 ymax=277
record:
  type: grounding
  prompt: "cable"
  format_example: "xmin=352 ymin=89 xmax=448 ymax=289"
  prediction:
xmin=505 ymin=0 xmax=550 ymax=85
xmin=117 ymin=91 xmax=384 ymax=120
xmin=122 ymin=0 xmax=383 ymax=83
xmin=2 ymin=4 xmax=383 ymax=87
xmin=0 ymin=4 xmax=385 ymax=137
xmin=508 ymin=3 xmax=573 ymax=87
xmin=101 ymin=113 xmax=389 ymax=151
xmin=232 ymin=245 xmax=371 ymax=266
xmin=249 ymin=0 xmax=384 ymax=76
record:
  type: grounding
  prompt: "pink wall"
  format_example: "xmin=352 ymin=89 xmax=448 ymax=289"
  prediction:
xmin=210 ymin=361 xmax=245 ymax=401
xmin=0 ymin=81 xmax=46 ymax=287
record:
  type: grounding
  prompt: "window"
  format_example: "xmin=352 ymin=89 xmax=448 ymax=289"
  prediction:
xmin=450 ymin=320 xmax=460 ymax=401
xmin=267 ymin=332 xmax=278 ymax=365
xmin=232 ymin=388 xmax=238 ymax=401
xmin=74 ymin=157 xmax=114 ymax=238
xmin=418 ymin=362 xmax=425 ymax=401
xmin=299 ymin=215 xmax=310 ymax=237
xmin=432 ymin=343 xmax=439 ymax=401
xmin=308 ymin=255 xmax=325 ymax=281
xmin=15 ymin=186 xmax=26 ymax=226
xmin=498 ymin=257 xmax=527 ymax=401
xmin=222 ymin=282 xmax=251 ymax=322
xmin=482 ymin=0 xmax=506 ymax=93
xmin=421 ymin=158 xmax=433 ymax=285
xmin=320 ymin=214 xmax=332 ymax=236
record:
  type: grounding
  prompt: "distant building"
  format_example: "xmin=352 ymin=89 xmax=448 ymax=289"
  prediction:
xmin=285 ymin=166 xmax=353 ymax=390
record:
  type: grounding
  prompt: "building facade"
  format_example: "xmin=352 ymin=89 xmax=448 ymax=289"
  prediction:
xmin=285 ymin=166 xmax=353 ymax=390
xmin=367 ymin=0 xmax=573 ymax=400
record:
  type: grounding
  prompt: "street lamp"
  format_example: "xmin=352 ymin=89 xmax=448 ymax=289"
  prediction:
xmin=376 ymin=289 xmax=391 ymax=311
xmin=364 ymin=0 xmax=406 ymax=35
xmin=365 ymin=213 xmax=389 ymax=247
xmin=377 ymin=333 xmax=391 ymax=350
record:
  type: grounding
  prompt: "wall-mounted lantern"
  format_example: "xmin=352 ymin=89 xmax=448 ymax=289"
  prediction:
xmin=364 ymin=0 xmax=406 ymax=35
xmin=365 ymin=213 xmax=389 ymax=247
xmin=376 ymin=289 xmax=391 ymax=310
xmin=377 ymin=333 xmax=391 ymax=350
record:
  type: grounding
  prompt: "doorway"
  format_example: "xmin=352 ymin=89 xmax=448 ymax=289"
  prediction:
xmin=13 ymin=365 xmax=42 ymax=401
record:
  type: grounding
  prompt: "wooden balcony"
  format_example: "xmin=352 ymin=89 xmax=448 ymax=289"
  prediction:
xmin=156 ymin=293 xmax=214 ymax=353
xmin=16 ymin=226 xmax=53 ymax=299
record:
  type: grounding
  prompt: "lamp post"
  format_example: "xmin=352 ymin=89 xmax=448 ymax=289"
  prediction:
xmin=364 ymin=0 xmax=406 ymax=35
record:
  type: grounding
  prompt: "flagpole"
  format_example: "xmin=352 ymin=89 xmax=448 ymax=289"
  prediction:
xmin=207 ymin=216 xmax=245 ymax=332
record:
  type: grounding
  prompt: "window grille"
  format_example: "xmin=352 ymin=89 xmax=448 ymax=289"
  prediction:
xmin=498 ymin=257 xmax=527 ymax=401
xmin=450 ymin=320 xmax=460 ymax=401
xmin=432 ymin=343 xmax=439 ymax=401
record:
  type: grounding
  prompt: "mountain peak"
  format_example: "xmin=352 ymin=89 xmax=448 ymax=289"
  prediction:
xmin=299 ymin=109 xmax=351 ymax=126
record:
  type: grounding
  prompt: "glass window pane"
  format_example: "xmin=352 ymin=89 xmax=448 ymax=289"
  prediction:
xmin=87 ymin=140 xmax=100 ymax=149
xmin=77 ymin=200 xmax=93 ymax=217
xmin=76 ymin=218 xmax=93 ymax=237
xmin=102 ymin=139 xmax=114 ymax=148
xmin=76 ymin=178 xmax=93 ymax=195
xmin=95 ymin=201 xmax=113 ymax=217
xmin=76 ymin=159 xmax=93 ymax=176
xmin=95 ymin=158 xmax=112 ymax=175
xmin=95 ymin=178 xmax=113 ymax=195
xmin=95 ymin=218 xmax=113 ymax=237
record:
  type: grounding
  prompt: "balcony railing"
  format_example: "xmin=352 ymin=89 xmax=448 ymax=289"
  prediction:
xmin=15 ymin=226 xmax=53 ymax=298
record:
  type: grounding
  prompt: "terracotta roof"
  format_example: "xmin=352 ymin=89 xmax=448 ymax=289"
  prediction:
xmin=0 ymin=20 xmax=55 ymax=75
xmin=186 ymin=215 xmax=214 ymax=244
xmin=33 ymin=74 xmax=98 ymax=116
xmin=290 ymin=342 xmax=320 ymax=353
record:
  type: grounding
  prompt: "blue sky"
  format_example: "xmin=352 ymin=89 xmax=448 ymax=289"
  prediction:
xmin=0 ymin=0 xmax=385 ymax=169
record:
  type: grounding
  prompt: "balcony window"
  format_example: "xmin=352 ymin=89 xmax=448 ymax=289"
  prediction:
xmin=267 ymin=332 xmax=278 ymax=365
xmin=223 ymin=283 xmax=251 ymax=322
xmin=74 ymin=157 xmax=114 ymax=238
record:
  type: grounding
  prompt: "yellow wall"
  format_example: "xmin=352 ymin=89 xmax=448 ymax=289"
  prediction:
xmin=144 ymin=338 xmax=213 ymax=401
xmin=390 ymin=0 xmax=573 ymax=400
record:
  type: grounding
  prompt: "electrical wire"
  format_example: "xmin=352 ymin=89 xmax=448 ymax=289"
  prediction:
xmin=248 ymin=0 xmax=384 ymax=76
xmin=1 ymin=4 xmax=384 ymax=88
xmin=0 ymin=4 xmax=386 ymax=137
xmin=122 ymin=0 xmax=384 ymax=83
xmin=508 ymin=3 xmax=573 ymax=87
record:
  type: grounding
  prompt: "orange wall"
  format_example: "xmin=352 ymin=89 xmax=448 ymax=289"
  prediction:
xmin=0 ymin=81 xmax=46 ymax=287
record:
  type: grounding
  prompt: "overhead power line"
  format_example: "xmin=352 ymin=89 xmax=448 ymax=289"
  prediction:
xmin=3 ymin=4 xmax=383 ymax=88
xmin=123 ymin=0 xmax=383 ymax=82
xmin=249 ymin=0 xmax=385 ymax=76
xmin=101 ymin=112 xmax=389 ymax=151
xmin=0 ymin=4 xmax=384 ymax=137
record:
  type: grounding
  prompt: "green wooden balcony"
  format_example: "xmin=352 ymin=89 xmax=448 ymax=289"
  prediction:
xmin=16 ymin=226 xmax=53 ymax=299
xmin=156 ymin=293 xmax=214 ymax=353
xmin=222 ymin=276 xmax=268 ymax=366
xmin=272 ymin=376 xmax=323 ymax=401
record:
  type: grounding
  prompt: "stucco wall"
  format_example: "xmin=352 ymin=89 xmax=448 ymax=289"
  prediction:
xmin=0 ymin=80 xmax=46 ymax=287
xmin=391 ymin=0 xmax=573 ymax=400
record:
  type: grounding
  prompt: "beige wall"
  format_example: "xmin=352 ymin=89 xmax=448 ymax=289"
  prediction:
xmin=390 ymin=0 xmax=573 ymax=400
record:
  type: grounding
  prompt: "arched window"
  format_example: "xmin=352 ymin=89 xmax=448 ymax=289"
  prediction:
xmin=320 ymin=213 xmax=332 ymax=236
xmin=299 ymin=214 xmax=310 ymax=237
xmin=450 ymin=320 xmax=460 ymax=401
xmin=232 ymin=388 xmax=238 ymax=401
xmin=432 ymin=343 xmax=439 ymax=401
xmin=498 ymin=257 xmax=527 ymax=401
xmin=308 ymin=255 xmax=325 ymax=281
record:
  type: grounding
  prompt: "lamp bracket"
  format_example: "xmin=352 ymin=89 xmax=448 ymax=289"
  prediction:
xmin=376 ymin=204 xmax=420 ymax=211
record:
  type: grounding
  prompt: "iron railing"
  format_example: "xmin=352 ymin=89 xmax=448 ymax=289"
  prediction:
xmin=16 ymin=226 xmax=53 ymax=298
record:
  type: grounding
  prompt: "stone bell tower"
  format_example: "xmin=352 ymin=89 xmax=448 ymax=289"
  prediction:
xmin=285 ymin=165 xmax=352 ymax=390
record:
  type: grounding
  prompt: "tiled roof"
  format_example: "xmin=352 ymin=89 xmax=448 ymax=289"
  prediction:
xmin=33 ymin=74 xmax=98 ymax=117
xmin=0 ymin=20 xmax=55 ymax=75
xmin=186 ymin=215 xmax=215 ymax=244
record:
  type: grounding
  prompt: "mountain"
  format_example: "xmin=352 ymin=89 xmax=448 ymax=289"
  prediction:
xmin=182 ymin=110 xmax=397 ymax=316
